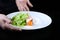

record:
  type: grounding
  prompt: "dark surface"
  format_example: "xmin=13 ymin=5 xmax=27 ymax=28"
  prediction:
xmin=0 ymin=0 xmax=60 ymax=40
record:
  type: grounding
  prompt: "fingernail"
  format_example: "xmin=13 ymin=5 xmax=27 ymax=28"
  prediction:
xmin=31 ymin=5 xmax=33 ymax=7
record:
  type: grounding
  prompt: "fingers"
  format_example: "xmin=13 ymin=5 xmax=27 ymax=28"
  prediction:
xmin=16 ymin=0 xmax=24 ymax=11
xmin=27 ymin=0 xmax=33 ymax=7
xmin=20 ymin=3 xmax=29 ymax=11
xmin=23 ymin=8 xmax=26 ymax=11
xmin=17 ymin=4 xmax=29 ymax=11
xmin=0 ymin=20 xmax=21 ymax=31
xmin=5 ymin=23 xmax=21 ymax=31
xmin=16 ymin=0 xmax=33 ymax=11
xmin=0 ymin=14 xmax=21 ymax=31
xmin=18 ymin=5 xmax=26 ymax=11
xmin=3 ymin=18 xmax=12 ymax=24
xmin=25 ymin=4 xmax=29 ymax=11
xmin=0 ymin=14 xmax=11 ymax=24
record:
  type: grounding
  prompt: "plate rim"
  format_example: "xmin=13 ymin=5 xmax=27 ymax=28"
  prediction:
xmin=7 ymin=11 xmax=52 ymax=30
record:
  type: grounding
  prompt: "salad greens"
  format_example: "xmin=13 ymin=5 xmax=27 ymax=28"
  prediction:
xmin=11 ymin=12 xmax=29 ymax=26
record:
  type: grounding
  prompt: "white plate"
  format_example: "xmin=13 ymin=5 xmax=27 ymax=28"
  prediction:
xmin=7 ymin=11 xmax=52 ymax=30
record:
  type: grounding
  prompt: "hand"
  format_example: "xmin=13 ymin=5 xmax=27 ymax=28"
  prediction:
xmin=16 ymin=0 xmax=33 ymax=11
xmin=0 ymin=14 xmax=21 ymax=31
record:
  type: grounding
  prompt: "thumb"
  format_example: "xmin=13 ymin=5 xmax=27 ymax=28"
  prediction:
xmin=3 ymin=17 xmax=12 ymax=24
xmin=5 ymin=23 xmax=22 ymax=31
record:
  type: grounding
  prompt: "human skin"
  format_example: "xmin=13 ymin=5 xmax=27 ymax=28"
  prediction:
xmin=0 ymin=0 xmax=33 ymax=31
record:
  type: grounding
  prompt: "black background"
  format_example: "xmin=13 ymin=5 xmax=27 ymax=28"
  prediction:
xmin=0 ymin=0 xmax=60 ymax=40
